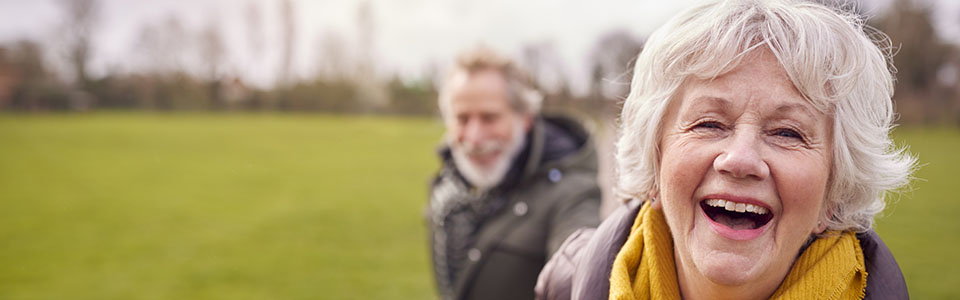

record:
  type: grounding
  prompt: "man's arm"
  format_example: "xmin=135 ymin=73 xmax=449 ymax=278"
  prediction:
xmin=546 ymin=185 xmax=601 ymax=257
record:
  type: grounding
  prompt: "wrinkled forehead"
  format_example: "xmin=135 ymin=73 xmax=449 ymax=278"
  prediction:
xmin=676 ymin=53 xmax=830 ymax=128
xmin=677 ymin=44 xmax=832 ymax=115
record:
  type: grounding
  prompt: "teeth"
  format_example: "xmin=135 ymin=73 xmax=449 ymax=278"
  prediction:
xmin=751 ymin=205 xmax=769 ymax=214
xmin=735 ymin=203 xmax=746 ymax=212
xmin=704 ymin=199 xmax=769 ymax=215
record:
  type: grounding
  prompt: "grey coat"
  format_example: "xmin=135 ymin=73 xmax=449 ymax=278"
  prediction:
xmin=428 ymin=116 xmax=602 ymax=300
xmin=536 ymin=199 xmax=909 ymax=300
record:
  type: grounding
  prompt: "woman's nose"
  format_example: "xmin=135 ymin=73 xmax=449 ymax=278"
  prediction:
xmin=713 ymin=130 xmax=770 ymax=180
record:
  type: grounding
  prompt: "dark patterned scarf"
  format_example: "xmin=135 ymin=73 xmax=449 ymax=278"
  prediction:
xmin=429 ymin=174 xmax=511 ymax=299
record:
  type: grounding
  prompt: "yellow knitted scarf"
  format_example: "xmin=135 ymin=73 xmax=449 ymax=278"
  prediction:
xmin=609 ymin=202 xmax=867 ymax=300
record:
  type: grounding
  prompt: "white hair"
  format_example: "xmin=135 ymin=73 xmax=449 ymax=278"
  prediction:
xmin=615 ymin=0 xmax=916 ymax=232
xmin=438 ymin=47 xmax=543 ymax=119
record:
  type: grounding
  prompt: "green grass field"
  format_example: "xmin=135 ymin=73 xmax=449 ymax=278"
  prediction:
xmin=0 ymin=113 xmax=444 ymax=299
xmin=0 ymin=113 xmax=957 ymax=299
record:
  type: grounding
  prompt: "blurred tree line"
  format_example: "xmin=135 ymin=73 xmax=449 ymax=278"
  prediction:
xmin=0 ymin=0 xmax=957 ymax=126
xmin=870 ymin=0 xmax=960 ymax=125
xmin=0 ymin=0 xmax=439 ymax=115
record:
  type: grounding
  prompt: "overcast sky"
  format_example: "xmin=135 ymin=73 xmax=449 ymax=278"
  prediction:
xmin=1 ymin=0 xmax=957 ymax=92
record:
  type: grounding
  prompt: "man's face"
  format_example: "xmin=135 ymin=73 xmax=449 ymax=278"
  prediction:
xmin=443 ymin=69 xmax=531 ymax=189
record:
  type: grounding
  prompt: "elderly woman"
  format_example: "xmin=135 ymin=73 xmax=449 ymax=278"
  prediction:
xmin=536 ymin=0 xmax=916 ymax=299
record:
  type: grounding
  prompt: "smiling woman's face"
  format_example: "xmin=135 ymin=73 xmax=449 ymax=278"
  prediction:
xmin=656 ymin=49 xmax=833 ymax=298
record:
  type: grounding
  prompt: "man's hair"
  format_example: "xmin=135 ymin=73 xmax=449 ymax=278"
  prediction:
xmin=438 ymin=47 xmax=543 ymax=117
xmin=615 ymin=0 xmax=916 ymax=232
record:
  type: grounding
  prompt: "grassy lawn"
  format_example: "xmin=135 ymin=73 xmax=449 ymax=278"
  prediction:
xmin=878 ymin=127 xmax=960 ymax=299
xmin=0 ymin=113 xmax=956 ymax=299
xmin=0 ymin=113 xmax=444 ymax=299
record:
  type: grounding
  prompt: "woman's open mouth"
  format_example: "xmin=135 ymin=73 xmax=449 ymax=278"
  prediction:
xmin=700 ymin=199 xmax=774 ymax=240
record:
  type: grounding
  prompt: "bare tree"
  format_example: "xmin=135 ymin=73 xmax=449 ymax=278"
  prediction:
xmin=315 ymin=30 xmax=352 ymax=80
xmin=587 ymin=29 xmax=643 ymax=101
xmin=133 ymin=16 xmax=190 ymax=74
xmin=872 ymin=0 xmax=956 ymax=123
xmin=243 ymin=1 xmax=265 ymax=83
xmin=198 ymin=22 xmax=226 ymax=81
xmin=356 ymin=0 xmax=375 ymax=77
xmin=4 ymin=40 xmax=54 ymax=109
xmin=278 ymin=0 xmax=296 ymax=86
xmin=353 ymin=0 xmax=388 ymax=110
xmin=59 ymin=0 xmax=100 ymax=88
xmin=874 ymin=0 xmax=951 ymax=92
xmin=245 ymin=1 xmax=264 ymax=59
xmin=521 ymin=40 xmax=569 ymax=96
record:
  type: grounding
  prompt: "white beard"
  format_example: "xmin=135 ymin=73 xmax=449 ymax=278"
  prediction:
xmin=449 ymin=121 xmax=527 ymax=191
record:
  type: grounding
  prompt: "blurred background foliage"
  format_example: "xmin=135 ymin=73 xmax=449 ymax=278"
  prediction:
xmin=0 ymin=0 xmax=958 ymax=124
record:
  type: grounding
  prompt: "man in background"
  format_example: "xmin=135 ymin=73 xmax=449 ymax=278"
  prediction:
xmin=426 ymin=47 xmax=601 ymax=300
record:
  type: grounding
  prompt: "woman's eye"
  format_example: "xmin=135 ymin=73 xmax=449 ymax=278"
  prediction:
xmin=695 ymin=121 xmax=723 ymax=130
xmin=773 ymin=128 xmax=803 ymax=140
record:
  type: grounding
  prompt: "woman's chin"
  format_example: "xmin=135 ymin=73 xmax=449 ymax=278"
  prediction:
xmin=694 ymin=251 xmax=766 ymax=286
xmin=686 ymin=216 xmax=776 ymax=287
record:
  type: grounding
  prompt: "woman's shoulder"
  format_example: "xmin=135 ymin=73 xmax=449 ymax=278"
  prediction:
xmin=535 ymin=200 xmax=643 ymax=300
xmin=857 ymin=230 xmax=909 ymax=299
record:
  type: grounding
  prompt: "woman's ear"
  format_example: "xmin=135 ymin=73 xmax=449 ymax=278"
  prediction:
xmin=648 ymin=190 xmax=662 ymax=209
xmin=813 ymin=219 xmax=828 ymax=234
xmin=813 ymin=207 xmax=829 ymax=234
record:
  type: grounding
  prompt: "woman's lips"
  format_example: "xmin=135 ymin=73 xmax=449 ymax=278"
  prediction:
xmin=699 ymin=197 xmax=774 ymax=241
